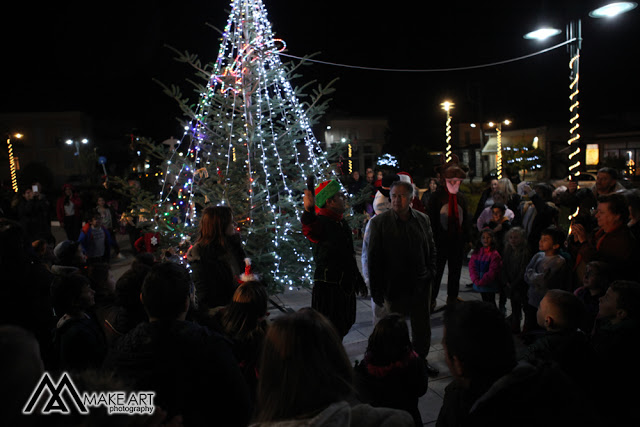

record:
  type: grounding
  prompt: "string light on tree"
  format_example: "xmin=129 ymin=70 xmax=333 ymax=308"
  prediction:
xmin=155 ymin=0 xmax=337 ymax=293
xmin=488 ymin=120 xmax=511 ymax=179
xmin=440 ymin=101 xmax=454 ymax=163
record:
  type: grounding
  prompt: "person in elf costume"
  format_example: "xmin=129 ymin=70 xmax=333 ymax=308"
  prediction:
xmin=302 ymin=179 xmax=367 ymax=338
xmin=426 ymin=155 xmax=472 ymax=309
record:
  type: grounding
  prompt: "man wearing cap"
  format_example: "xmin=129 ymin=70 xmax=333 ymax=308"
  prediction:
xmin=367 ymin=180 xmax=439 ymax=376
xmin=302 ymin=180 xmax=367 ymax=338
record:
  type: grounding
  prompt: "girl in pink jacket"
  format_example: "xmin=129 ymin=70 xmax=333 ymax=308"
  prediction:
xmin=470 ymin=228 xmax=503 ymax=307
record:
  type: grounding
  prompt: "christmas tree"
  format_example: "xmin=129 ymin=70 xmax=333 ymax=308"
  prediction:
xmin=154 ymin=0 xmax=338 ymax=294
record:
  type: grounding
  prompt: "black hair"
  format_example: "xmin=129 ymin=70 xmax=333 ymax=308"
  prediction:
xmin=141 ymin=262 xmax=192 ymax=319
xmin=609 ymin=280 xmax=640 ymax=320
xmin=443 ymin=301 xmax=515 ymax=382
xmin=51 ymin=273 xmax=92 ymax=315
xmin=598 ymin=193 xmax=629 ymax=224
xmin=366 ymin=313 xmax=412 ymax=366
xmin=491 ymin=203 xmax=506 ymax=215
xmin=598 ymin=167 xmax=618 ymax=180
xmin=541 ymin=226 xmax=565 ymax=246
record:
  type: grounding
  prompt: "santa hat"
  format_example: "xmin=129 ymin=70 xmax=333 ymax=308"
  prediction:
xmin=315 ymin=179 xmax=341 ymax=208
xmin=397 ymin=172 xmax=413 ymax=184
xmin=240 ymin=258 xmax=259 ymax=282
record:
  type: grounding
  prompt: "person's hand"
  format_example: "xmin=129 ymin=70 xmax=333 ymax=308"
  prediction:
xmin=572 ymin=223 xmax=586 ymax=244
xmin=303 ymin=189 xmax=315 ymax=213
xmin=568 ymin=180 xmax=578 ymax=193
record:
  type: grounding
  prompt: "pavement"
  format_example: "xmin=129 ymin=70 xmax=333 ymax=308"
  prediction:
xmin=50 ymin=224 xmax=516 ymax=426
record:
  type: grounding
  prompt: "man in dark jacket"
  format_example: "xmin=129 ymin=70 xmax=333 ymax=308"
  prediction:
xmin=103 ymin=262 xmax=252 ymax=427
xmin=368 ymin=180 xmax=438 ymax=376
xmin=302 ymin=179 xmax=367 ymax=338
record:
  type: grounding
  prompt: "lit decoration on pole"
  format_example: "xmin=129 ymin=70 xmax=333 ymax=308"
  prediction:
xmin=347 ymin=142 xmax=353 ymax=174
xmin=441 ymin=101 xmax=454 ymax=163
xmin=489 ymin=120 xmax=510 ymax=179
xmin=156 ymin=0 xmax=336 ymax=292
xmin=567 ymin=19 xmax=582 ymax=226
xmin=6 ymin=133 xmax=22 ymax=193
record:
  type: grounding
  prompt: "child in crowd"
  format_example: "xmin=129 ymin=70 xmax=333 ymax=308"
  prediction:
xmin=482 ymin=203 xmax=511 ymax=255
xmin=469 ymin=229 xmax=503 ymax=307
xmin=78 ymin=211 xmax=119 ymax=264
xmin=354 ymin=313 xmax=429 ymax=427
xmin=523 ymin=226 xmax=569 ymax=335
xmin=502 ymin=227 xmax=532 ymax=333
xmin=522 ymin=289 xmax=596 ymax=393
xmin=573 ymin=260 xmax=610 ymax=334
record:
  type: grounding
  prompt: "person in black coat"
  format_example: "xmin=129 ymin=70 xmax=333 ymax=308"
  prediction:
xmin=103 ymin=262 xmax=252 ymax=427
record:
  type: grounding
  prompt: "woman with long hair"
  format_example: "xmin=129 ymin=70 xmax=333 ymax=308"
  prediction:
xmin=252 ymin=308 xmax=413 ymax=426
xmin=187 ymin=206 xmax=246 ymax=315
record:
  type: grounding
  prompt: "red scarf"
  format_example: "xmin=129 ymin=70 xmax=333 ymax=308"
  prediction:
xmin=317 ymin=206 xmax=344 ymax=221
xmin=448 ymin=191 xmax=460 ymax=232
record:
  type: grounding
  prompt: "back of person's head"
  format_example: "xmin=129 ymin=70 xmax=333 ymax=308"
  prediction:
xmin=141 ymin=262 xmax=192 ymax=320
xmin=541 ymin=289 xmax=585 ymax=331
xmin=0 ymin=326 xmax=44 ymax=426
xmin=51 ymin=273 xmax=92 ymax=316
xmin=443 ymin=301 xmax=515 ymax=382
xmin=541 ymin=226 xmax=565 ymax=247
xmin=533 ymin=183 xmax=554 ymax=201
xmin=609 ymin=280 xmax=640 ymax=321
xmin=132 ymin=252 xmax=156 ymax=269
xmin=222 ymin=280 xmax=269 ymax=338
xmin=198 ymin=205 xmax=233 ymax=247
xmin=598 ymin=192 xmax=629 ymax=224
xmin=53 ymin=240 xmax=81 ymax=267
xmin=366 ymin=313 xmax=412 ymax=366
xmin=255 ymin=308 xmax=353 ymax=422
xmin=115 ymin=264 xmax=151 ymax=310
xmin=624 ymin=189 xmax=640 ymax=219
xmin=491 ymin=190 xmax=506 ymax=205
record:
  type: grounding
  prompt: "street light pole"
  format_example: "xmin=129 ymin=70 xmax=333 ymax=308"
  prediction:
xmin=567 ymin=19 xmax=582 ymax=182
xmin=441 ymin=101 xmax=454 ymax=163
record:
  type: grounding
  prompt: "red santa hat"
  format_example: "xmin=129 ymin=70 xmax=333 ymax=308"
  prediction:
xmin=397 ymin=172 xmax=413 ymax=184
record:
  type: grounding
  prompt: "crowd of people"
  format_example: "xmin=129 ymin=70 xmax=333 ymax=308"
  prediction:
xmin=1 ymin=164 xmax=640 ymax=426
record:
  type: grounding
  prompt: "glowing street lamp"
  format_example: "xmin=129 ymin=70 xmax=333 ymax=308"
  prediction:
xmin=440 ymin=101 xmax=454 ymax=163
xmin=523 ymin=2 xmax=637 ymax=182
xmin=488 ymin=120 xmax=511 ymax=179
xmin=65 ymin=138 xmax=89 ymax=156
xmin=6 ymin=132 xmax=22 ymax=193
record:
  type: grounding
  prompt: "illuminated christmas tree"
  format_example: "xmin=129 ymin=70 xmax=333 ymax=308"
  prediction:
xmin=154 ymin=0 xmax=337 ymax=293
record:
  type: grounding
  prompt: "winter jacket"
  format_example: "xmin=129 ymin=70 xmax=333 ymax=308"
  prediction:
xmin=469 ymin=247 xmax=502 ymax=293
xmin=354 ymin=350 xmax=428 ymax=427
xmin=103 ymin=319 xmax=252 ymax=427
xmin=524 ymin=252 xmax=568 ymax=307
xmin=56 ymin=193 xmax=82 ymax=222
xmin=78 ymin=223 xmax=117 ymax=260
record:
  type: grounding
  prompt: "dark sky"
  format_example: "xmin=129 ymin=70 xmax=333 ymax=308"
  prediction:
xmin=2 ymin=0 xmax=639 ymax=146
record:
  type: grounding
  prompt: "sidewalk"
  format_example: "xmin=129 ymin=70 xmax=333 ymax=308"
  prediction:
xmin=268 ymin=249 xmax=511 ymax=426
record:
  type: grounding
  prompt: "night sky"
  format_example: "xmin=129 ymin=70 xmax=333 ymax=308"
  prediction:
xmin=2 ymin=0 xmax=639 ymax=148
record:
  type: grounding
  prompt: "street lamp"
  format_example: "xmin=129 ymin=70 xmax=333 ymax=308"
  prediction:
xmin=488 ymin=120 xmax=511 ymax=180
xmin=523 ymin=2 xmax=637 ymax=182
xmin=65 ymin=138 xmax=89 ymax=156
xmin=440 ymin=101 xmax=454 ymax=163
xmin=6 ymin=132 xmax=22 ymax=193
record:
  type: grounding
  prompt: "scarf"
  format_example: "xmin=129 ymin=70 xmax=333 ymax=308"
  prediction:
xmin=317 ymin=206 xmax=344 ymax=222
xmin=448 ymin=192 xmax=461 ymax=232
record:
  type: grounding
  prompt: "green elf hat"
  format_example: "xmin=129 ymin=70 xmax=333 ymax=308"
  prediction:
xmin=315 ymin=179 xmax=341 ymax=208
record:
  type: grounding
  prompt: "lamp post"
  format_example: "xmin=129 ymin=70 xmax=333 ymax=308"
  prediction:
xmin=6 ymin=132 xmax=22 ymax=193
xmin=65 ymin=138 xmax=89 ymax=156
xmin=441 ymin=101 xmax=454 ymax=163
xmin=523 ymin=1 xmax=637 ymax=182
xmin=488 ymin=120 xmax=511 ymax=180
